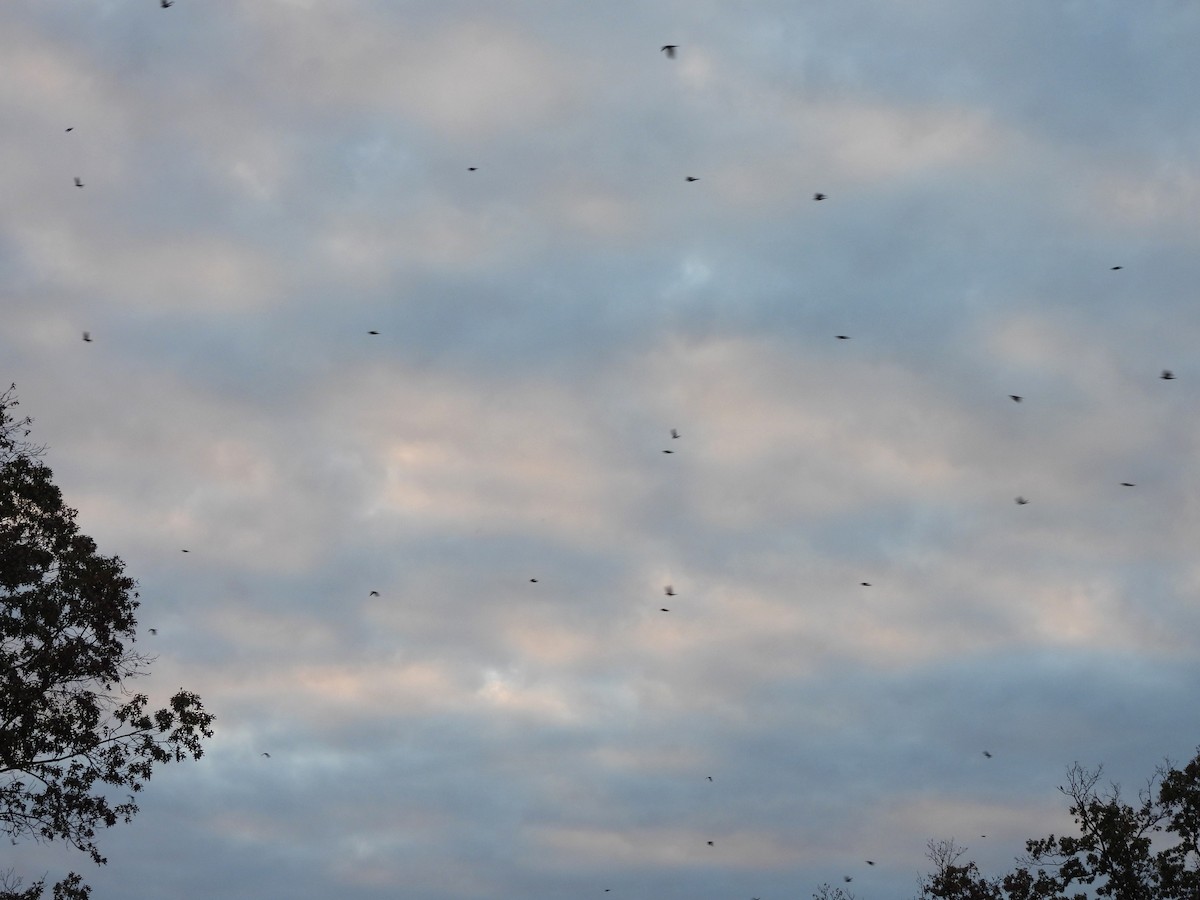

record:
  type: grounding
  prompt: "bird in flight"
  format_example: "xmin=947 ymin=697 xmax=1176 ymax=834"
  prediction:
xmin=467 ymin=166 xmax=477 ymax=171
xmin=707 ymin=776 xmax=713 ymax=782
xmin=661 ymin=44 xmax=677 ymax=58
xmin=813 ymin=192 xmax=826 ymax=201
xmin=65 ymin=127 xmax=73 ymax=132
xmin=707 ymin=841 xmax=714 ymax=846
xmin=836 ymin=335 xmax=850 ymax=340
xmin=74 ymin=177 xmax=83 ymax=188
xmin=161 ymin=0 xmax=173 ymax=7
xmin=1010 ymin=394 xmax=1023 ymax=402
xmin=530 ymin=578 xmax=538 ymax=583
xmin=181 ymin=548 xmax=190 ymax=552
xmin=261 ymin=752 xmax=270 ymax=758
xmin=844 ymin=876 xmax=853 ymax=883
xmin=861 ymin=582 xmax=871 ymax=587
xmin=670 ymin=428 xmax=679 ymax=439
xmin=368 ymin=330 xmax=379 ymax=335
xmin=983 ymin=750 xmax=993 ymax=758
xmin=660 ymin=608 xmax=670 ymax=612
xmin=866 ymin=860 xmax=875 ymax=865
xmin=369 ymin=591 xmax=379 ymax=596
xmin=665 ymin=585 xmax=675 ymax=596
xmin=82 ymin=331 xmax=92 ymax=342
xmin=1161 ymin=370 xmax=1176 ymax=380
xmin=148 ymin=628 xmax=158 ymax=635
xmin=1121 ymin=482 xmax=1136 ymax=487
xmin=662 ymin=449 xmax=674 ymax=454
xmin=1014 ymin=497 xmax=1029 ymax=505
xmin=1111 ymin=266 xmax=1123 ymax=270
xmin=685 ymin=176 xmax=699 ymax=182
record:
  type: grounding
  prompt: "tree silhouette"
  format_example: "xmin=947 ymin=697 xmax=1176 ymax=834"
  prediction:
xmin=0 ymin=388 xmax=214 ymax=899
xmin=917 ymin=748 xmax=1200 ymax=900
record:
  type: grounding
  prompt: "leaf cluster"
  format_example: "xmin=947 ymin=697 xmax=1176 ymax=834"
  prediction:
xmin=0 ymin=391 xmax=213 ymax=897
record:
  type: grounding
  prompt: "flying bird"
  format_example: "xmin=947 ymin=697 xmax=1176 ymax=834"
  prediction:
xmin=1121 ymin=482 xmax=1136 ymax=487
xmin=181 ymin=548 xmax=190 ymax=552
xmin=661 ymin=608 xmax=670 ymax=612
xmin=65 ymin=127 xmax=73 ymax=132
xmin=1161 ymin=370 xmax=1176 ymax=380
xmin=74 ymin=177 xmax=83 ymax=188
xmin=1015 ymin=497 xmax=1029 ymax=505
xmin=82 ymin=331 xmax=92 ymax=342
xmin=530 ymin=578 xmax=538 ymax=583
xmin=369 ymin=591 xmax=379 ymax=596
xmin=662 ymin=449 xmax=674 ymax=454
xmin=861 ymin=582 xmax=871 ymax=587
xmin=664 ymin=585 xmax=675 ymax=596
xmin=866 ymin=860 xmax=875 ymax=865
xmin=1111 ymin=266 xmax=1123 ymax=270
xmin=685 ymin=176 xmax=699 ymax=182
xmin=148 ymin=628 xmax=157 ymax=635
xmin=813 ymin=192 xmax=826 ymax=200
xmin=836 ymin=335 xmax=850 ymax=340
xmin=161 ymin=0 xmax=173 ymax=7
xmin=467 ymin=166 xmax=477 ymax=171
xmin=844 ymin=876 xmax=853 ymax=883
xmin=707 ymin=841 xmax=714 ymax=846
xmin=1010 ymin=394 xmax=1023 ymax=402
xmin=368 ymin=330 xmax=379 ymax=335
xmin=670 ymin=428 xmax=679 ymax=439
xmin=707 ymin=776 xmax=713 ymax=782
xmin=983 ymin=751 xmax=993 ymax=758
xmin=261 ymin=752 xmax=270 ymax=758
xmin=661 ymin=44 xmax=677 ymax=58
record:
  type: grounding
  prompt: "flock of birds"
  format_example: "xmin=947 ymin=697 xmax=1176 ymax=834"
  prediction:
xmin=56 ymin=20 xmax=1182 ymax=899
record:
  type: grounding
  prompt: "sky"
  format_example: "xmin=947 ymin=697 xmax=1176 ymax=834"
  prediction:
xmin=4 ymin=1 xmax=1200 ymax=898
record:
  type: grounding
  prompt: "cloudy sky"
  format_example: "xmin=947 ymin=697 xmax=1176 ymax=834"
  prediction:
xmin=5 ymin=1 xmax=1200 ymax=898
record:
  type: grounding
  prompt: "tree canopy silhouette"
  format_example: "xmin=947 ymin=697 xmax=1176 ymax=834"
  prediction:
xmin=917 ymin=747 xmax=1200 ymax=900
xmin=0 ymin=386 xmax=214 ymax=899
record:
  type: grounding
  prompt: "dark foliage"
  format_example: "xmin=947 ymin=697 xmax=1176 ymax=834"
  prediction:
xmin=0 ymin=387 xmax=214 ymax=899
xmin=918 ymin=748 xmax=1200 ymax=900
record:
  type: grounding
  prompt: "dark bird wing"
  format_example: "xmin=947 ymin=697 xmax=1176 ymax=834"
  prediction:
xmin=74 ymin=177 xmax=83 ymax=187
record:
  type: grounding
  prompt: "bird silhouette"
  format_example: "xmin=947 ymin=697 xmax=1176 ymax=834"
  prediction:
xmin=685 ymin=176 xmax=699 ymax=182
xmin=707 ymin=776 xmax=713 ymax=782
xmin=1010 ymin=395 xmax=1023 ymax=402
xmin=181 ymin=548 xmax=190 ymax=552
xmin=65 ymin=127 xmax=73 ymax=132
xmin=467 ymin=166 xmax=477 ymax=171
xmin=665 ymin=585 xmax=675 ymax=596
xmin=836 ymin=335 xmax=850 ymax=340
xmin=660 ymin=608 xmax=670 ymax=612
xmin=148 ymin=628 xmax=158 ymax=635
xmin=368 ymin=330 xmax=379 ymax=335
xmin=662 ymin=449 xmax=674 ymax=454
xmin=670 ymin=428 xmax=679 ymax=439
xmin=983 ymin=750 xmax=993 ymax=758
xmin=261 ymin=752 xmax=270 ymax=757
xmin=74 ymin=177 xmax=83 ymax=188
xmin=866 ymin=860 xmax=875 ymax=865
xmin=707 ymin=841 xmax=714 ymax=846
xmin=813 ymin=192 xmax=826 ymax=200
xmin=661 ymin=44 xmax=677 ymax=58
xmin=82 ymin=331 xmax=92 ymax=342
xmin=369 ymin=591 xmax=379 ymax=596
xmin=1015 ymin=497 xmax=1029 ymax=505
xmin=1162 ymin=370 xmax=1176 ymax=380
xmin=1111 ymin=266 xmax=1123 ymax=270
xmin=1121 ymin=482 xmax=1136 ymax=487
xmin=844 ymin=876 xmax=853 ymax=883
xmin=530 ymin=578 xmax=538 ymax=583
xmin=161 ymin=0 xmax=173 ymax=7
xmin=861 ymin=582 xmax=871 ymax=587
